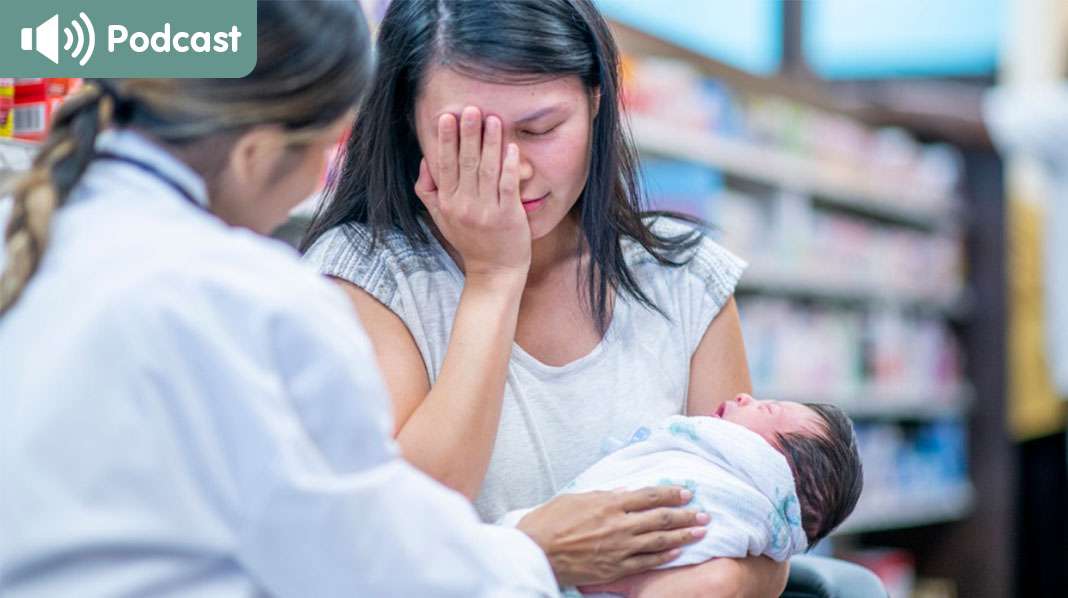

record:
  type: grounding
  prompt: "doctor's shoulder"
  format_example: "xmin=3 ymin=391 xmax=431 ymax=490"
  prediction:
xmin=112 ymin=222 xmax=365 ymax=342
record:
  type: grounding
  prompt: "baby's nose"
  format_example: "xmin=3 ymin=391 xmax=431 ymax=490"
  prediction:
xmin=735 ymin=393 xmax=754 ymax=406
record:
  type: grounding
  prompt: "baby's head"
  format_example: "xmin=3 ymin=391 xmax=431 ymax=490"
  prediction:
xmin=711 ymin=394 xmax=863 ymax=547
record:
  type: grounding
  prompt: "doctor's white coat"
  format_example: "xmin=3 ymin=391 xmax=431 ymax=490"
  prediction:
xmin=0 ymin=130 xmax=557 ymax=597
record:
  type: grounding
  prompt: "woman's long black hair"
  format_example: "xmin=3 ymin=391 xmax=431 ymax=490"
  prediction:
xmin=301 ymin=0 xmax=702 ymax=331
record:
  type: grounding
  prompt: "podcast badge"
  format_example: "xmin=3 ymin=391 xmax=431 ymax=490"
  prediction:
xmin=2 ymin=0 xmax=256 ymax=78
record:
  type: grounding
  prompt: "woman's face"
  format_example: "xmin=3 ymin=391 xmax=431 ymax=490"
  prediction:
xmin=414 ymin=66 xmax=596 ymax=241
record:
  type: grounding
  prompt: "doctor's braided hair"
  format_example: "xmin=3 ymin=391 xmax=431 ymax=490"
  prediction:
xmin=0 ymin=83 xmax=115 ymax=315
xmin=0 ymin=0 xmax=372 ymax=316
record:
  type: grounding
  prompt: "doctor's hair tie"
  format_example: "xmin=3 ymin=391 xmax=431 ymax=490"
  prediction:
xmin=89 ymin=79 xmax=137 ymax=125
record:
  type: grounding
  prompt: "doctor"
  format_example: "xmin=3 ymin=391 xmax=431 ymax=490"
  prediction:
xmin=0 ymin=2 xmax=703 ymax=597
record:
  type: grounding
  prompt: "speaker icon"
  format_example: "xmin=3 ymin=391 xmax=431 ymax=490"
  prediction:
xmin=20 ymin=12 xmax=95 ymax=67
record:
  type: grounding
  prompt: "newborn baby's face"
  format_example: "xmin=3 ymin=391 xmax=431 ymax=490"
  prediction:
xmin=711 ymin=394 xmax=822 ymax=445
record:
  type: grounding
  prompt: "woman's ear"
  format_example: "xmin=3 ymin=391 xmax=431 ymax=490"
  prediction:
xmin=226 ymin=125 xmax=288 ymax=193
xmin=591 ymin=86 xmax=602 ymax=119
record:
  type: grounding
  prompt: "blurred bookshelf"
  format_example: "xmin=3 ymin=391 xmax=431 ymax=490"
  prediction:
xmin=739 ymin=261 xmax=970 ymax=317
xmin=762 ymin=383 xmax=974 ymax=420
xmin=630 ymin=114 xmax=957 ymax=228
xmin=836 ymin=481 xmax=975 ymax=535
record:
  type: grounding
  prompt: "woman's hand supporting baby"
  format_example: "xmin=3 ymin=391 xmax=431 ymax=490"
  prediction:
xmin=516 ymin=486 xmax=710 ymax=587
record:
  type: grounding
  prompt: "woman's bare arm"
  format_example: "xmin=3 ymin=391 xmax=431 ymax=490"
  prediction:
xmin=334 ymin=275 xmax=523 ymax=500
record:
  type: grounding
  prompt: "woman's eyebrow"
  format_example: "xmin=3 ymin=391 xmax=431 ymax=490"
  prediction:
xmin=430 ymin=104 xmax=568 ymax=126
xmin=514 ymin=104 xmax=567 ymax=125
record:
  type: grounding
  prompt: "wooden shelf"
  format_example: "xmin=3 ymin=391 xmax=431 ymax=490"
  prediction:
xmin=629 ymin=114 xmax=957 ymax=229
xmin=835 ymin=482 xmax=974 ymax=534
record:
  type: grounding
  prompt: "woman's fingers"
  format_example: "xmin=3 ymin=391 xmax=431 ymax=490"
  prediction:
xmin=422 ymin=106 xmax=532 ymax=278
xmin=413 ymin=158 xmax=439 ymax=213
xmin=457 ymin=106 xmax=482 ymax=198
xmin=618 ymin=486 xmax=693 ymax=513
xmin=629 ymin=507 xmax=708 ymax=534
xmin=633 ymin=526 xmax=707 ymax=555
xmin=499 ymin=143 xmax=520 ymax=207
xmin=436 ymin=114 xmax=459 ymax=194
xmin=438 ymin=107 xmax=517 ymax=210
xmin=479 ymin=116 xmax=502 ymax=204
xmin=618 ymin=548 xmax=684 ymax=577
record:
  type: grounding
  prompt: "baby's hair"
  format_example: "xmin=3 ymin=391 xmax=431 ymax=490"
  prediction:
xmin=774 ymin=403 xmax=863 ymax=547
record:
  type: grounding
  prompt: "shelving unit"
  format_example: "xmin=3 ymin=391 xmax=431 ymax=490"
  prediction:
xmin=630 ymin=114 xmax=957 ymax=229
xmin=836 ymin=482 xmax=974 ymax=535
xmin=762 ymin=383 xmax=974 ymax=420
xmin=739 ymin=260 xmax=968 ymax=316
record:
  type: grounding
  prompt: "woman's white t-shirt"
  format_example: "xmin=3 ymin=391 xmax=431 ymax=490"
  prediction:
xmin=305 ymin=217 xmax=746 ymax=522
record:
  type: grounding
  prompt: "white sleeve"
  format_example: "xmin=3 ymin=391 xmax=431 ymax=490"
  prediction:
xmin=680 ymin=236 xmax=747 ymax=356
xmin=126 ymin=278 xmax=559 ymax=598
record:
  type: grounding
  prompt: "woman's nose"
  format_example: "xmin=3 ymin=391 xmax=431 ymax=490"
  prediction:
xmin=519 ymin=158 xmax=534 ymax=180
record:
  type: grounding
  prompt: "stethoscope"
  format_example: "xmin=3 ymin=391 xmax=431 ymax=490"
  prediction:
xmin=93 ymin=151 xmax=205 ymax=211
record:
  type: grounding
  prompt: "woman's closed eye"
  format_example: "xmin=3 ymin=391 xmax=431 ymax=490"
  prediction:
xmin=522 ymin=124 xmax=560 ymax=137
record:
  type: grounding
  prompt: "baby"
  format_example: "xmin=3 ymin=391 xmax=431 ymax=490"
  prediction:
xmin=501 ymin=393 xmax=863 ymax=593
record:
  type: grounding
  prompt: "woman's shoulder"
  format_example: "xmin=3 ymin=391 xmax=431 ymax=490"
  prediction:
xmin=302 ymin=221 xmax=451 ymax=306
xmin=305 ymin=221 xmax=441 ymax=270
xmin=624 ymin=214 xmax=747 ymax=290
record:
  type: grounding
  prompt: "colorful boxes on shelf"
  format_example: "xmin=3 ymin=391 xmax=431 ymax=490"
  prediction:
xmin=0 ymin=79 xmax=14 ymax=138
xmin=6 ymin=78 xmax=82 ymax=142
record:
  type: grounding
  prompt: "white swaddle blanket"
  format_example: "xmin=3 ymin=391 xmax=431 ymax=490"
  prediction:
xmin=500 ymin=415 xmax=808 ymax=575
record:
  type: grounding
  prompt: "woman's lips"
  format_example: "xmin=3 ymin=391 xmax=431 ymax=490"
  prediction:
xmin=521 ymin=192 xmax=548 ymax=213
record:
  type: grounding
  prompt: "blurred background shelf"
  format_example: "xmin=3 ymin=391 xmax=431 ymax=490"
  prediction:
xmin=607 ymin=5 xmax=999 ymax=591
xmin=836 ymin=482 xmax=975 ymax=535
xmin=629 ymin=114 xmax=957 ymax=229
xmin=0 ymin=138 xmax=37 ymax=184
xmin=761 ymin=383 xmax=974 ymax=420
xmin=738 ymin=262 xmax=969 ymax=316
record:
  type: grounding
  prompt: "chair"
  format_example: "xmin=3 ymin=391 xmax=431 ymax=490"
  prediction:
xmin=781 ymin=556 xmax=888 ymax=598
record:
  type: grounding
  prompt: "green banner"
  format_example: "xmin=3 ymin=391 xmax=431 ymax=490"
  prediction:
xmin=1 ymin=0 xmax=257 ymax=77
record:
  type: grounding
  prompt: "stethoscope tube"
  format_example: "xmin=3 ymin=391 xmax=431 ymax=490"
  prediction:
xmin=94 ymin=151 xmax=205 ymax=211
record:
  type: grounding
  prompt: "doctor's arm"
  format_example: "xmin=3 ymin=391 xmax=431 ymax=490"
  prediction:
xmin=126 ymin=285 xmax=558 ymax=597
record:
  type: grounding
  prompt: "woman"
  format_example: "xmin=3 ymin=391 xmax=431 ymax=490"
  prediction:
xmin=0 ymin=2 xmax=700 ymax=596
xmin=303 ymin=0 xmax=788 ymax=595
